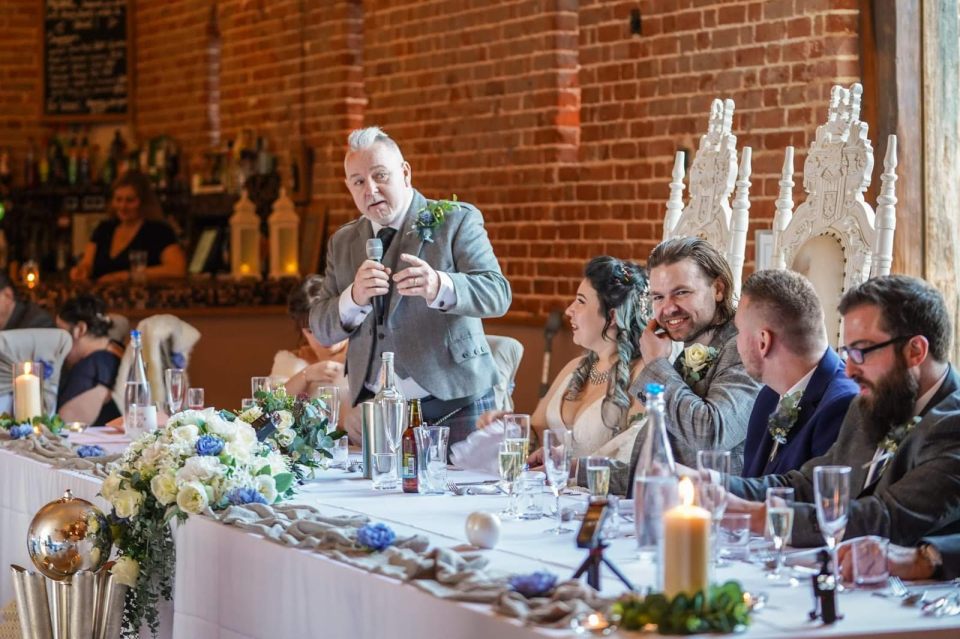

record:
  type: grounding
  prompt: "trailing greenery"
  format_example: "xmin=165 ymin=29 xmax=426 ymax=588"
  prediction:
xmin=0 ymin=412 xmax=65 ymax=435
xmin=612 ymin=581 xmax=751 ymax=635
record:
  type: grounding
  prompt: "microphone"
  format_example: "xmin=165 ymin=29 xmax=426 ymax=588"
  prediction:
xmin=365 ymin=238 xmax=384 ymax=320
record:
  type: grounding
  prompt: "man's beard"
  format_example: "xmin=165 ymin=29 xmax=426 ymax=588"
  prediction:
xmin=854 ymin=355 xmax=920 ymax=444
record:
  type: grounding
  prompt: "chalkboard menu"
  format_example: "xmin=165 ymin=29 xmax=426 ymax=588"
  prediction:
xmin=44 ymin=0 xmax=130 ymax=119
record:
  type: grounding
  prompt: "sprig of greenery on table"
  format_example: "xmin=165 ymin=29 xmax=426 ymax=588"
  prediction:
xmin=612 ymin=581 xmax=751 ymax=635
xmin=0 ymin=412 xmax=65 ymax=435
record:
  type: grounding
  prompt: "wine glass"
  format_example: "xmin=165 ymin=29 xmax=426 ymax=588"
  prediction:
xmin=765 ymin=486 xmax=796 ymax=586
xmin=186 ymin=387 xmax=205 ymax=410
xmin=814 ymin=465 xmax=851 ymax=592
xmin=314 ymin=385 xmax=340 ymax=432
xmin=543 ymin=429 xmax=572 ymax=534
xmin=697 ymin=450 xmax=731 ymax=567
xmin=164 ymin=368 xmax=186 ymax=415
xmin=498 ymin=441 xmax=522 ymax=519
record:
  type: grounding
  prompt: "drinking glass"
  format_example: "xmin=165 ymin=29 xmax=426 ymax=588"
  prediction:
xmin=503 ymin=413 xmax=531 ymax=465
xmin=251 ymin=376 xmax=270 ymax=398
xmin=164 ymin=368 xmax=186 ymax=415
xmin=498 ymin=441 xmax=522 ymax=519
xmin=371 ymin=452 xmax=398 ymax=490
xmin=381 ymin=399 xmax=406 ymax=479
xmin=720 ymin=513 xmax=752 ymax=561
xmin=697 ymin=450 xmax=731 ymax=567
xmin=415 ymin=425 xmax=449 ymax=494
xmin=585 ymin=456 xmax=610 ymax=498
xmin=543 ymin=429 xmax=572 ymax=534
xmin=766 ymin=487 xmax=796 ymax=585
xmin=851 ymin=535 xmax=889 ymax=587
xmin=241 ymin=398 xmax=256 ymax=410
xmin=129 ymin=250 xmax=147 ymax=284
xmin=314 ymin=385 xmax=340 ymax=432
xmin=186 ymin=387 xmax=205 ymax=410
xmin=330 ymin=435 xmax=349 ymax=470
xmin=814 ymin=465 xmax=851 ymax=592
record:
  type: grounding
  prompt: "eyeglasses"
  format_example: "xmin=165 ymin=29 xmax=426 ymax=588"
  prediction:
xmin=838 ymin=335 xmax=913 ymax=365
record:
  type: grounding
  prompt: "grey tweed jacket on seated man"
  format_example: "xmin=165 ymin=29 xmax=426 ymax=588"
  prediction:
xmin=729 ymin=366 xmax=960 ymax=547
xmin=595 ymin=320 xmax=761 ymax=496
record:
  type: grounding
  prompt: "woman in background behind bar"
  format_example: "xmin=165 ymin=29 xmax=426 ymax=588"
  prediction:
xmin=70 ymin=171 xmax=186 ymax=283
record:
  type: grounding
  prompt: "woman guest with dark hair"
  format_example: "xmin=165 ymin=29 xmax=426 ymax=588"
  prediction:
xmin=481 ymin=256 xmax=653 ymax=461
xmin=56 ymin=294 xmax=123 ymax=425
xmin=70 ymin=171 xmax=187 ymax=283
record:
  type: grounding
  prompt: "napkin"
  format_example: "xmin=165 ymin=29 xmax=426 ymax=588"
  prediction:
xmin=449 ymin=420 xmax=503 ymax=475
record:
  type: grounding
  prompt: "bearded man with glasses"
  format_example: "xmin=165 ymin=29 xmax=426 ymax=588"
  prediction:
xmin=724 ymin=274 xmax=960 ymax=547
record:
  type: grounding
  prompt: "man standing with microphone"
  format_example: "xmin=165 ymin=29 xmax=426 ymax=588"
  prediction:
xmin=310 ymin=127 xmax=511 ymax=445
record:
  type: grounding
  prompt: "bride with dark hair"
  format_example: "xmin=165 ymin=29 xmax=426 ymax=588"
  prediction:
xmin=480 ymin=256 xmax=654 ymax=461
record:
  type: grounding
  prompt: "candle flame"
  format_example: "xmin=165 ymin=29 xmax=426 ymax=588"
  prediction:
xmin=23 ymin=362 xmax=31 ymax=375
xmin=679 ymin=476 xmax=695 ymax=506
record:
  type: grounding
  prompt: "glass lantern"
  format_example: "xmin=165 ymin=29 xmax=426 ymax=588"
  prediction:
xmin=230 ymin=189 xmax=261 ymax=279
xmin=268 ymin=188 xmax=299 ymax=279
xmin=20 ymin=260 xmax=40 ymax=290
xmin=13 ymin=361 xmax=43 ymax=423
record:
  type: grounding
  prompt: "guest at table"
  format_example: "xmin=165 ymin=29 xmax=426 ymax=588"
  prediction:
xmin=592 ymin=237 xmax=760 ymax=495
xmin=839 ymin=535 xmax=960 ymax=582
xmin=736 ymin=270 xmax=858 ymax=477
xmin=724 ymin=275 xmax=960 ymax=547
xmin=55 ymin=293 xmax=123 ymax=426
xmin=482 ymin=256 xmax=650 ymax=461
xmin=0 ymin=272 xmax=53 ymax=330
xmin=310 ymin=127 xmax=511 ymax=447
xmin=70 ymin=171 xmax=186 ymax=283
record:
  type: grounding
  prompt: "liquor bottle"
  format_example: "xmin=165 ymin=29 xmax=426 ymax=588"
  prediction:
xmin=632 ymin=382 xmax=678 ymax=565
xmin=373 ymin=352 xmax=405 ymax=479
xmin=401 ymin=399 xmax=422 ymax=493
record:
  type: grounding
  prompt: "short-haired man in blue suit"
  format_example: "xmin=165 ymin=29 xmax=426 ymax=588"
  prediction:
xmin=736 ymin=269 xmax=858 ymax=477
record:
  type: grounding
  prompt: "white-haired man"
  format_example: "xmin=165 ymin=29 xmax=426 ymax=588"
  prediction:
xmin=310 ymin=127 xmax=511 ymax=447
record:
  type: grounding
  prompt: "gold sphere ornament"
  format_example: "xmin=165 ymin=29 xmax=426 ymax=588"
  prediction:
xmin=27 ymin=489 xmax=112 ymax=580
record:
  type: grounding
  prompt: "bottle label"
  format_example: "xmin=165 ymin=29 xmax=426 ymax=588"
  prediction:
xmin=402 ymin=452 xmax=416 ymax=478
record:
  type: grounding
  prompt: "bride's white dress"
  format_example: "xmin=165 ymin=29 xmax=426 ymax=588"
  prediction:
xmin=544 ymin=372 xmax=639 ymax=463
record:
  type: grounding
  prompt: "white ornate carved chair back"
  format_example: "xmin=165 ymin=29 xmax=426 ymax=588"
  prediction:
xmin=663 ymin=98 xmax=751 ymax=298
xmin=771 ymin=82 xmax=899 ymax=347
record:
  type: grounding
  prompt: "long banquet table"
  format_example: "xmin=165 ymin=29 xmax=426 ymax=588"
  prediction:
xmin=2 ymin=438 xmax=960 ymax=639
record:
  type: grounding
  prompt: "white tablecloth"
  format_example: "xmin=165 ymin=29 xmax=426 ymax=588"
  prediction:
xmin=1 ymin=443 xmax=959 ymax=639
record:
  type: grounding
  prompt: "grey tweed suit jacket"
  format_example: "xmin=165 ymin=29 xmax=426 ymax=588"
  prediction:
xmin=598 ymin=320 xmax=760 ymax=495
xmin=310 ymin=190 xmax=511 ymax=406
xmin=729 ymin=366 xmax=960 ymax=547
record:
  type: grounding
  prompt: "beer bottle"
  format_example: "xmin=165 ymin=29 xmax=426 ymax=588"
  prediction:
xmin=402 ymin=399 xmax=422 ymax=493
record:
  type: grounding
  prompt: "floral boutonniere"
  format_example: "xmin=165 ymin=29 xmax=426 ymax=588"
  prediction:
xmin=879 ymin=416 xmax=921 ymax=455
xmin=411 ymin=194 xmax=459 ymax=243
xmin=679 ymin=343 xmax=719 ymax=385
xmin=768 ymin=391 xmax=803 ymax=445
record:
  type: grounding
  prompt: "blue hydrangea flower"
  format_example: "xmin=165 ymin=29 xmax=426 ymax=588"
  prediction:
xmin=356 ymin=523 xmax=396 ymax=551
xmin=9 ymin=424 xmax=34 ymax=439
xmin=226 ymin=487 xmax=268 ymax=506
xmin=76 ymin=445 xmax=105 ymax=458
xmin=508 ymin=571 xmax=557 ymax=597
xmin=195 ymin=434 xmax=225 ymax=456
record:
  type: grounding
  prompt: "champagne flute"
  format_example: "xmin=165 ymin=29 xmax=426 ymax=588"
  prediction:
xmin=498 ymin=441 xmax=522 ymax=519
xmin=381 ymin=396 xmax=405 ymax=483
xmin=697 ymin=449 xmax=731 ymax=567
xmin=814 ymin=465 xmax=851 ymax=592
xmin=314 ymin=385 xmax=340 ymax=432
xmin=543 ymin=429 xmax=572 ymax=534
xmin=766 ymin=487 xmax=796 ymax=586
xmin=586 ymin=456 xmax=610 ymax=498
xmin=503 ymin=414 xmax=531 ymax=464
xmin=164 ymin=368 xmax=186 ymax=415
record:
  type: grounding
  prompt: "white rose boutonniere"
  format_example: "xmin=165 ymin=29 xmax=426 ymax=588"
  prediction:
xmin=679 ymin=343 xmax=719 ymax=384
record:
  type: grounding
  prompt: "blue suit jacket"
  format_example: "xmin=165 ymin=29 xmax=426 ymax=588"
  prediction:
xmin=742 ymin=348 xmax=858 ymax=477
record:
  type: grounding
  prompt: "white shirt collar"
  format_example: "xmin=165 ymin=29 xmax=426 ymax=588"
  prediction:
xmin=370 ymin=215 xmax=406 ymax=236
xmin=781 ymin=364 xmax=818 ymax=400
xmin=913 ymin=366 xmax=949 ymax=417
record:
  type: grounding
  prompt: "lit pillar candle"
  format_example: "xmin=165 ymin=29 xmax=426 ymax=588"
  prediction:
xmin=663 ymin=477 xmax=711 ymax=598
xmin=14 ymin=362 xmax=42 ymax=422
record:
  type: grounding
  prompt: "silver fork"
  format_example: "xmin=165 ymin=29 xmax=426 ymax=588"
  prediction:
xmin=889 ymin=576 xmax=926 ymax=605
xmin=447 ymin=482 xmax=465 ymax=496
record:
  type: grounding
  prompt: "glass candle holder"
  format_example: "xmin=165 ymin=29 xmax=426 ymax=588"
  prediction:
xmin=13 ymin=361 xmax=43 ymax=422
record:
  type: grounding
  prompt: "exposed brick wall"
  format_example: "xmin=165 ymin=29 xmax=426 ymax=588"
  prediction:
xmin=0 ymin=0 xmax=862 ymax=321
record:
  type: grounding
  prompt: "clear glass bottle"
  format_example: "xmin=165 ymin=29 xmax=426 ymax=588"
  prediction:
xmin=127 ymin=329 xmax=152 ymax=406
xmin=633 ymin=382 xmax=679 ymax=568
xmin=373 ymin=352 xmax=405 ymax=476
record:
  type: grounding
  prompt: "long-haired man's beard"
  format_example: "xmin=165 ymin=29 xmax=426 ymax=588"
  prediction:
xmin=855 ymin=356 xmax=919 ymax=444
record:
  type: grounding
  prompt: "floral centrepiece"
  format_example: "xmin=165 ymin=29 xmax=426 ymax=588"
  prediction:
xmin=612 ymin=581 xmax=752 ymax=635
xmin=0 ymin=413 xmax=65 ymax=437
xmin=104 ymin=408 xmax=293 ymax=637
xmin=678 ymin=344 xmax=719 ymax=385
xmin=232 ymin=387 xmax=345 ymax=480
xmin=411 ymin=194 xmax=459 ymax=243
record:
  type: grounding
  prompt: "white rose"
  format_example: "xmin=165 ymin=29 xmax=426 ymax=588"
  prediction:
xmin=255 ymin=475 xmax=277 ymax=504
xmin=274 ymin=410 xmax=294 ymax=431
xmin=176 ymin=481 xmax=210 ymax=514
xmin=100 ymin=473 xmax=122 ymax=501
xmin=224 ymin=440 xmax=253 ymax=464
xmin=684 ymin=343 xmax=711 ymax=372
xmin=207 ymin=417 xmax=239 ymax=442
xmin=176 ymin=456 xmax=223 ymax=484
xmin=275 ymin=429 xmax=296 ymax=447
xmin=171 ymin=424 xmax=199 ymax=445
xmin=150 ymin=472 xmax=179 ymax=506
xmin=237 ymin=405 xmax=263 ymax=424
xmin=111 ymin=556 xmax=140 ymax=587
xmin=265 ymin=451 xmax=288 ymax=475
xmin=234 ymin=422 xmax=258 ymax=447
xmin=112 ymin=488 xmax=144 ymax=519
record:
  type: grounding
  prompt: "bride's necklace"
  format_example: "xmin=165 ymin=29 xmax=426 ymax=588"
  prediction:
xmin=588 ymin=363 xmax=610 ymax=385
